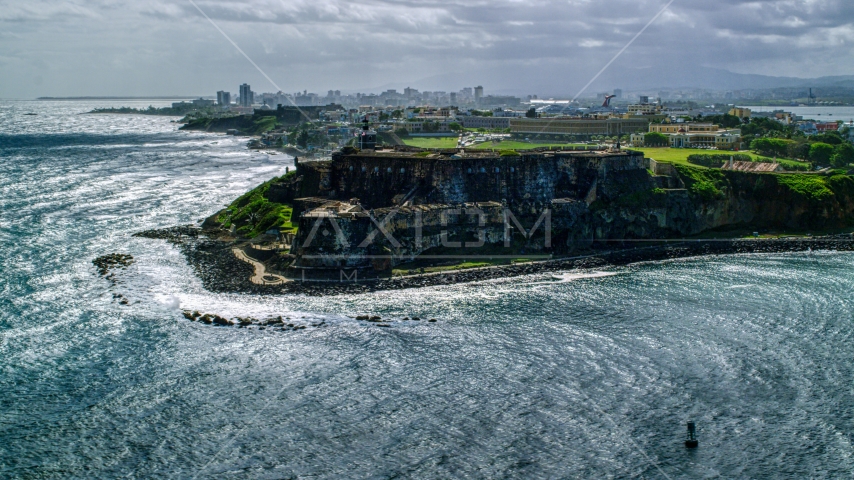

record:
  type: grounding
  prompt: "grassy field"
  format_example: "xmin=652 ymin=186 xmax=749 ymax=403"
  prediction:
xmin=402 ymin=137 xmax=459 ymax=149
xmin=471 ymin=140 xmax=590 ymax=151
xmin=633 ymin=147 xmax=808 ymax=170
xmin=391 ymin=258 xmax=537 ymax=276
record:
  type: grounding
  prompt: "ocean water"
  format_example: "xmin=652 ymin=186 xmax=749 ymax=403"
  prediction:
xmin=2 ymin=100 xmax=854 ymax=479
xmin=745 ymin=105 xmax=854 ymax=123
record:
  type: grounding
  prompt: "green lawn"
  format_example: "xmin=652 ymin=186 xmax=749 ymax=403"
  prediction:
xmin=391 ymin=257 xmax=540 ymax=276
xmin=402 ymin=137 xmax=459 ymax=148
xmin=471 ymin=140 xmax=590 ymax=151
xmin=633 ymin=147 xmax=808 ymax=170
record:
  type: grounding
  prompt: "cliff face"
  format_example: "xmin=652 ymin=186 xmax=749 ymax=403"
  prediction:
xmin=674 ymin=168 xmax=854 ymax=233
xmin=247 ymin=148 xmax=854 ymax=276
xmin=179 ymin=115 xmax=279 ymax=134
xmin=589 ymin=166 xmax=854 ymax=242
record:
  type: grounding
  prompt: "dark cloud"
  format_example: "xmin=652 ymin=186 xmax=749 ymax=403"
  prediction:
xmin=0 ymin=0 xmax=852 ymax=97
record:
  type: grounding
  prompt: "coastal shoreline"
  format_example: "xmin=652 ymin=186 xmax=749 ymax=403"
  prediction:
xmin=134 ymin=227 xmax=854 ymax=296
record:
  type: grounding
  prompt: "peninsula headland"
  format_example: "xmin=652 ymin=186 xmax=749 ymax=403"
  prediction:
xmin=134 ymin=143 xmax=854 ymax=295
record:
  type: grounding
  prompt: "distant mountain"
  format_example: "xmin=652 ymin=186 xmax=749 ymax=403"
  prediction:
xmin=363 ymin=65 xmax=854 ymax=98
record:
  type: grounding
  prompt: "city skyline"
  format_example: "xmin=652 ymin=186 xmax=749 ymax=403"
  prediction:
xmin=2 ymin=0 xmax=854 ymax=98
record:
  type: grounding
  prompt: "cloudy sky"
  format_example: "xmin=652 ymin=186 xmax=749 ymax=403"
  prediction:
xmin=1 ymin=0 xmax=853 ymax=98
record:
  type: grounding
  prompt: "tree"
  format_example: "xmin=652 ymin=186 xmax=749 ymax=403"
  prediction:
xmin=448 ymin=122 xmax=462 ymax=132
xmin=705 ymin=114 xmax=742 ymax=129
xmin=525 ymin=107 xmax=537 ymax=118
xmin=787 ymin=141 xmax=811 ymax=160
xmin=423 ymin=121 xmax=440 ymax=133
xmin=296 ymin=130 xmax=309 ymax=148
xmin=752 ymin=138 xmax=794 ymax=157
xmin=379 ymin=112 xmax=390 ymax=122
xmin=813 ymin=132 xmax=843 ymax=145
xmin=830 ymin=143 xmax=854 ymax=168
xmin=644 ymin=132 xmax=669 ymax=147
xmin=391 ymin=109 xmax=403 ymax=119
xmin=741 ymin=117 xmax=788 ymax=137
xmin=809 ymin=142 xmax=835 ymax=165
xmin=394 ymin=127 xmax=409 ymax=137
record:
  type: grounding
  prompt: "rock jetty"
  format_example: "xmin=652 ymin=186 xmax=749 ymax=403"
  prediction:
xmin=181 ymin=310 xmax=438 ymax=330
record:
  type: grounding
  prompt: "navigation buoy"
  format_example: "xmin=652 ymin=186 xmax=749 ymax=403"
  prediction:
xmin=685 ymin=421 xmax=698 ymax=448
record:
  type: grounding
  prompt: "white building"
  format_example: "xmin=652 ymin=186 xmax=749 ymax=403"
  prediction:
xmin=630 ymin=124 xmax=743 ymax=150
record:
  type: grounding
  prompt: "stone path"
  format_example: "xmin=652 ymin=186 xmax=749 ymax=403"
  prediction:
xmin=232 ymin=248 xmax=288 ymax=285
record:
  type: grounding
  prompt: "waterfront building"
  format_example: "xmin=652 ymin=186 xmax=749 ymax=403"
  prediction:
xmin=217 ymin=91 xmax=231 ymax=106
xmin=843 ymin=122 xmax=854 ymax=142
xmin=729 ymin=107 xmax=752 ymax=119
xmin=798 ymin=122 xmax=818 ymax=135
xmin=192 ymin=98 xmax=214 ymax=107
xmin=816 ymin=122 xmax=840 ymax=133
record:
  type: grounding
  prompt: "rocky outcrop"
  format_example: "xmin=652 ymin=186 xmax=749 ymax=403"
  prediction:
xmin=92 ymin=253 xmax=134 ymax=276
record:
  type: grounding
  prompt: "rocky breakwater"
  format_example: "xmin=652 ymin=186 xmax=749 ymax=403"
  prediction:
xmin=92 ymin=253 xmax=135 ymax=305
xmin=181 ymin=310 xmax=439 ymax=330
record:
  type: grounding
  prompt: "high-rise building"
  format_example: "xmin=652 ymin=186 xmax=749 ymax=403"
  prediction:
xmin=239 ymin=84 xmax=254 ymax=107
xmin=474 ymin=86 xmax=484 ymax=103
xmin=614 ymin=89 xmax=623 ymax=99
xmin=450 ymin=92 xmax=457 ymax=105
xmin=217 ymin=91 xmax=231 ymax=106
